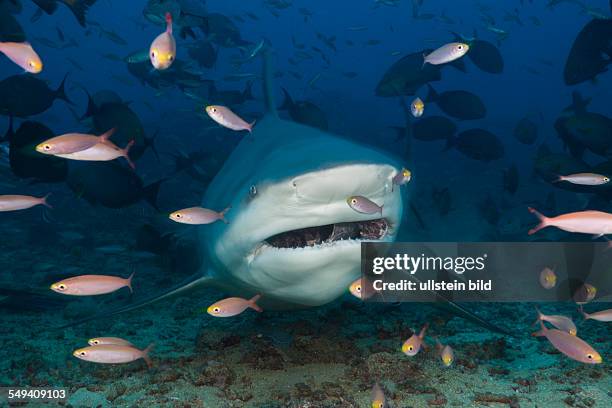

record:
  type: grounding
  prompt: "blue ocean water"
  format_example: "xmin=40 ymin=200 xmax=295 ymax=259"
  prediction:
xmin=0 ymin=0 xmax=611 ymax=407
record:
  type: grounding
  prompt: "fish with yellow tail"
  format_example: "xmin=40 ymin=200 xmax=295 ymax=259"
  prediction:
xmin=527 ymin=207 xmax=612 ymax=237
xmin=533 ymin=320 xmax=601 ymax=364
xmin=0 ymin=194 xmax=51 ymax=211
xmin=0 ymin=42 xmax=43 ymax=73
xmin=401 ymin=323 xmax=428 ymax=356
xmin=150 ymin=12 xmax=176 ymax=70
xmin=579 ymin=305 xmax=612 ymax=322
xmin=50 ymin=273 xmax=134 ymax=296
xmin=532 ymin=307 xmax=577 ymax=336
xmin=36 ymin=128 xmax=116 ymax=155
xmin=73 ymin=343 xmax=154 ymax=368
xmin=207 ymin=295 xmax=262 ymax=317
xmin=206 ymin=105 xmax=256 ymax=133
xmin=371 ymin=383 xmax=387 ymax=408
xmin=169 ymin=206 xmax=230 ymax=225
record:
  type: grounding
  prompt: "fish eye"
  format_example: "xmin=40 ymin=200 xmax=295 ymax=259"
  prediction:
xmin=92 ymin=340 xmax=99 ymax=345
xmin=351 ymin=198 xmax=357 ymax=204
xmin=213 ymin=307 xmax=220 ymax=313
xmin=587 ymin=354 xmax=593 ymax=359
xmin=168 ymin=55 xmax=174 ymax=61
xmin=211 ymin=107 xmax=217 ymax=113
xmin=43 ymin=144 xmax=51 ymax=150
xmin=175 ymin=213 xmax=181 ymax=218
xmin=408 ymin=346 xmax=413 ymax=351
xmin=249 ymin=185 xmax=257 ymax=197
xmin=457 ymin=44 xmax=463 ymax=50
xmin=28 ymin=61 xmax=35 ymax=67
xmin=79 ymin=351 xmax=86 ymax=356
xmin=57 ymin=284 xmax=66 ymax=290
xmin=356 ymin=285 xmax=361 ymax=292
xmin=151 ymin=50 xmax=157 ymax=58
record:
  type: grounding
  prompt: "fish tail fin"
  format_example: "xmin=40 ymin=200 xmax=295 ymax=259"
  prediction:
xmin=578 ymin=305 xmax=588 ymax=319
xmin=527 ymin=207 xmax=549 ymax=235
xmin=219 ymin=206 xmax=231 ymax=224
xmin=65 ymin=0 xmax=98 ymax=27
xmin=425 ymin=83 xmax=437 ymax=103
xmin=422 ymin=52 xmax=428 ymax=68
xmin=262 ymin=46 xmax=278 ymax=117
xmin=420 ymin=322 xmax=429 ymax=339
xmin=248 ymin=120 xmax=256 ymax=133
xmin=41 ymin=193 xmax=52 ymax=209
xmin=99 ymin=127 xmax=116 ymax=142
xmin=165 ymin=12 xmax=173 ymax=35
xmin=142 ymin=179 xmax=165 ymax=210
xmin=280 ymin=87 xmax=293 ymax=110
xmin=142 ymin=343 xmax=155 ymax=368
xmin=145 ymin=130 xmax=161 ymax=162
xmin=552 ymin=175 xmax=563 ymax=183
xmin=55 ymin=73 xmax=73 ymax=105
xmin=126 ymin=270 xmax=135 ymax=293
xmin=532 ymin=306 xmax=543 ymax=326
xmin=81 ymin=89 xmax=97 ymax=119
xmin=123 ymin=140 xmax=136 ymax=169
xmin=249 ymin=294 xmax=263 ymax=312
xmin=531 ymin=329 xmax=545 ymax=337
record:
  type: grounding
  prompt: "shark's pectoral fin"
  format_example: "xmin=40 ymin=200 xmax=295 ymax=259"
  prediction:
xmin=54 ymin=274 xmax=217 ymax=330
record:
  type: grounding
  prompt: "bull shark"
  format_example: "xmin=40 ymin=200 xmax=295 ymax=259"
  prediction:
xmin=58 ymin=49 xmax=509 ymax=335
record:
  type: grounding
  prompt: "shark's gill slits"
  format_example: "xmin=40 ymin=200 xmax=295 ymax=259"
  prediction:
xmin=265 ymin=219 xmax=388 ymax=249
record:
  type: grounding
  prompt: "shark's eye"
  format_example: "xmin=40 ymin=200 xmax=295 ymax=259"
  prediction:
xmin=249 ymin=185 xmax=257 ymax=197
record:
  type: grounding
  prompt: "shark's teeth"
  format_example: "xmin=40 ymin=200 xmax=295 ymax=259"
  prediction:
xmin=264 ymin=218 xmax=389 ymax=249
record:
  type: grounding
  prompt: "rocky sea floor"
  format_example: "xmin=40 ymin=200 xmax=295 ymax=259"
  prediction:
xmin=0 ymin=204 xmax=610 ymax=408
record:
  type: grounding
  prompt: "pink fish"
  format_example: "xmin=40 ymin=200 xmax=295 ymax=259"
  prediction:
xmin=50 ymin=272 xmax=134 ymax=296
xmin=347 ymin=196 xmax=383 ymax=215
xmin=54 ymin=139 xmax=135 ymax=169
xmin=150 ymin=13 xmax=176 ymax=70
xmin=391 ymin=168 xmax=411 ymax=191
xmin=88 ymin=337 xmax=134 ymax=347
xmin=533 ymin=307 xmax=577 ymax=336
xmin=528 ymin=207 xmax=612 ymax=237
xmin=169 ymin=206 xmax=230 ymax=225
xmin=436 ymin=338 xmax=454 ymax=367
xmin=534 ymin=320 xmax=602 ymax=364
xmin=207 ymin=294 xmax=262 ymax=317
xmin=0 ymin=194 xmax=51 ymax=212
xmin=36 ymin=128 xmax=116 ymax=155
xmin=205 ymin=105 xmax=255 ymax=133
xmin=579 ymin=305 xmax=612 ymax=322
xmin=349 ymin=277 xmax=378 ymax=300
xmin=401 ymin=323 xmax=428 ymax=356
xmin=73 ymin=344 xmax=154 ymax=368
xmin=371 ymin=383 xmax=386 ymax=408
xmin=0 ymin=42 xmax=43 ymax=73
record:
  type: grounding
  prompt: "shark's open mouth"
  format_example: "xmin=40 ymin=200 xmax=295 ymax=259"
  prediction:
xmin=264 ymin=218 xmax=389 ymax=249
